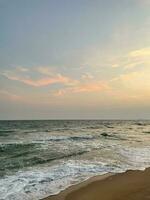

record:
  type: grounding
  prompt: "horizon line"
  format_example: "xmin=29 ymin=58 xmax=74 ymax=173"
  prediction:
xmin=0 ymin=118 xmax=149 ymax=121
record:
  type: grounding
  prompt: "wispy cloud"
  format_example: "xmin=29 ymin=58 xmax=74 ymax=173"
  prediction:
xmin=111 ymin=67 xmax=150 ymax=103
xmin=81 ymin=72 xmax=94 ymax=80
xmin=16 ymin=66 xmax=29 ymax=72
xmin=129 ymin=48 xmax=150 ymax=57
xmin=83 ymin=46 xmax=150 ymax=71
xmin=55 ymin=81 xmax=109 ymax=96
xmin=1 ymin=66 xmax=78 ymax=87
xmin=12 ymin=76 xmax=72 ymax=87
xmin=0 ymin=90 xmax=22 ymax=101
xmin=119 ymin=70 xmax=150 ymax=91
xmin=111 ymin=47 xmax=150 ymax=69
xmin=37 ymin=66 xmax=54 ymax=76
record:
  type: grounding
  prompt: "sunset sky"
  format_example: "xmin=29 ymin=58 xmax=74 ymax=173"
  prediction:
xmin=0 ymin=0 xmax=150 ymax=119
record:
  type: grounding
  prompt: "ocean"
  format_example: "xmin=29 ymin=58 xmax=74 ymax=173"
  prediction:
xmin=0 ymin=120 xmax=150 ymax=200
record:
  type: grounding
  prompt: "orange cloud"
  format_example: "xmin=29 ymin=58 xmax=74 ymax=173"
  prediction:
xmin=1 ymin=70 xmax=77 ymax=87
xmin=19 ymin=75 xmax=72 ymax=87
xmin=55 ymin=81 xmax=109 ymax=96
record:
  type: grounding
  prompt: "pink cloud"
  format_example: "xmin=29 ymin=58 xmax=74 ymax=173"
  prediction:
xmin=20 ymin=75 xmax=71 ymax=87
xmin=2 ymin=71 xmax=76 ymax=87
xmin=55 ymin=81 xmax=109 ymax=96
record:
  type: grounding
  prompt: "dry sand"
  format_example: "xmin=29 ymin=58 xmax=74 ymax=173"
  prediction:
xmin=43 ymin=168 xmax=150 ymax=200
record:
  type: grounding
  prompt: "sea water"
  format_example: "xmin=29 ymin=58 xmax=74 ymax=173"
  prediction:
xmin=0 ymin=120 xmax=150 ymax=200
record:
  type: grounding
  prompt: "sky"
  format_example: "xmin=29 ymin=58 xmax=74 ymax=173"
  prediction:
xmin=0 ymin=0 xmax=150 ymax=120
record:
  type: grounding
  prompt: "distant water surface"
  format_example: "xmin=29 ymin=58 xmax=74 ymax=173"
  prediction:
xmin=0 ymin=120 xmax=150 ymax=200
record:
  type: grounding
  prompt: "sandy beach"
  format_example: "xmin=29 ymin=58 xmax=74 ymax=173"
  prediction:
xmin=43 ymin=168 xmax=150 ymax=200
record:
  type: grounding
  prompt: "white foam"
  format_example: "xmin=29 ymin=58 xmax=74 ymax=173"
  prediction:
xmin=119 ymin=146 xmax=150 ymax=170
xmin=0 ymin=160 xmax=117 ymax=200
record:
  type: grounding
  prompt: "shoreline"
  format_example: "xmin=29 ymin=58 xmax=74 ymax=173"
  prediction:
xmin=42 ymin=173 xmax=113 ymax=200
xmin=43 ymin=167 xmax=150 ymax=200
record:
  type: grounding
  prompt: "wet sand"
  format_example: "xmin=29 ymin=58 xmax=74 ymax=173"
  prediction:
xmin=43 ymin=168 xmax=150 ymax=200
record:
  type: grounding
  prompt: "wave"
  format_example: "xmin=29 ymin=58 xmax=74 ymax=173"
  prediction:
xmin=1 ymin=154 xmax=150 ymax=200
xmin=0 ymin=160 xmax=110 ymax=200
xmin=84 ymin=126 xmax=101 ymax=129
xmin=35 ymin=135 xmax=95 ymax=143
xmin=70 ymin=135 xmax=94 ymax=140
xmin=28 ymin=150 xmax=89 ymax=165
xmin=143 ymin=131 xmax=150 ymax=134
xmin=1 ymin=120 xmax=150 ymax=199
xmin=134 ymin=122 xmax=149 ymax=126
xmin=0 ymin=143 xmax=37 ymax=153
xmin=0 ymin=142 xmax=89 ymax=175
xmin=0 ymin=130 xmax=15 ymax=133
xmin=100 ymin=132 xmax=126 ymax=141
xmin=0 ymin=130 xmax=16 ymax=136
xmin=104 ymin=125 xmax=114 ymax=128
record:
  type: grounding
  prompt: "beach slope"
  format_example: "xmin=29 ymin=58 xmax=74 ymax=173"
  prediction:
xmin=44 ymin=168 xmax=150 ymax=200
